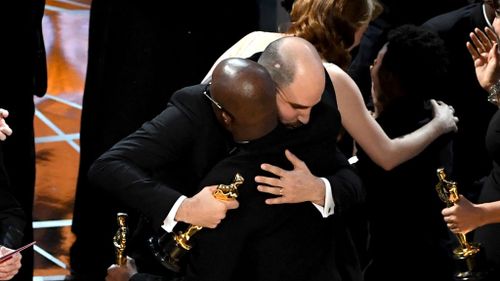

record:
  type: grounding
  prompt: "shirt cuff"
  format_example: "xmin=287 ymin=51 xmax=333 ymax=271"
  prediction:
xmin=312 ymin=177 xmax=335 ymax=218
xmin=161 ymin=195 xmax=187 ymax=233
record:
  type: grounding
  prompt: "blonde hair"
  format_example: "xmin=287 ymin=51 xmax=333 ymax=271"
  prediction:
xmin=287 ymin=0 xmax=382 ymax=69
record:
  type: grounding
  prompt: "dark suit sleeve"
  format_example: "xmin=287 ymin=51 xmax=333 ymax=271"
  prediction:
xmin=0 ymin=146 xmax=25 ymax=248
xmin=88 ymin=100 xmax=197 ymax=229
xmin=0 ymin=189 xmax=25 ymax=249
xmin=325 ymin=149 xmax=365 ymax=216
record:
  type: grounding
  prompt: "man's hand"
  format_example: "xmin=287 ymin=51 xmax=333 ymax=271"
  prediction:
xmin=0 ymin=109 xmax=12 ymax=141
xmin=255 ymin=150 xmax=325 ymax=206
xmin=175 ymin=186 xmax=239 ymax=228
xmin=106 ymin=257 xmax=138 ymax=281
xmin=0 ymin=246 xmax=21 ymax=280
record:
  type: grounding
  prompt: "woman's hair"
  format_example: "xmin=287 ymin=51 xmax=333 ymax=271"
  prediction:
xmin=485 ymin=0 xmax=500 ymax=10
xmin=377 ymin=25 xmax=449 ymax=111
xmin=286 ymin=0 xmax=382 ymax=69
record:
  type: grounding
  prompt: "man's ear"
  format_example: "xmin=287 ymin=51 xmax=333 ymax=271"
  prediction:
xmin=221 ymin=111 xmax=232 ymax=127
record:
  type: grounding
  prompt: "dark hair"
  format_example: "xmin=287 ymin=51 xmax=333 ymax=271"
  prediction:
xmin=485 ymin=0 xmax=500 ymax=10
xmin=281 ymin=0 xmax=295 ymax=13
xmin=377 ymin=25 xmax=449 ymax=109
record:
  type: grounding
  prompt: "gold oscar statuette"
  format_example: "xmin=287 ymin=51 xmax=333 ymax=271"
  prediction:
xmin=113 ymin=212 xmax=128 ymax=266
xmin=149 ymin=173 xmax=244 ymax=272
xmin=436 ymin=168 xmax=486 ymax=281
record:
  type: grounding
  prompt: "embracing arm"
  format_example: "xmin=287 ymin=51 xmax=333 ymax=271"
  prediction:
xmin=322 ymin=149 xmax=364 ymax=215
xmin=88 ymin=105 xmax=189 ymax=228
xmin=256 ymin=149 xmax=364 ymax=216
xmin=325 ymin=63 xmax=457 ymax=170
xmin=89 ymin=98 xmax=237 ymax=229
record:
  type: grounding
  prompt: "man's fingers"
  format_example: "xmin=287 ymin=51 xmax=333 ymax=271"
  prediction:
xmin=284 ymin=149 xmax=305 ymax=169
xmin=259 ymin=163 xmax=285 ymax=178
xmin=257 ymin=185 xmax=282 ymax=196
xmin=265 ymin=196 xmax=287 ymax=205
xmin=255 ymin=175 xmax=280 ymax=187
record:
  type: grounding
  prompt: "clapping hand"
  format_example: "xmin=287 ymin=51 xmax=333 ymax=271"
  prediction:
xmin=466 ymin=27 xmax=500 ymax=90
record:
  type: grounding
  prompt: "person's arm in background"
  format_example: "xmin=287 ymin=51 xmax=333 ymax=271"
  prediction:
xmin=325 ymin=63 xmax=458 ymax=171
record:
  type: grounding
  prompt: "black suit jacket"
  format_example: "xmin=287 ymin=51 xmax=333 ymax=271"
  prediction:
xmin=184 ymin=130 xmax=363 ymax=281
xmin=422 ymin=3 xmax=498 ymax=196
xmin=89 ymin=84 xmax=235 ymax=278
xmin=181 ymin=74 xmax=364 ymax=281
xmin=102 ymin=72 xmax=363 ymax=280
xmin=89 ymin=84 xmax=231 ymax=229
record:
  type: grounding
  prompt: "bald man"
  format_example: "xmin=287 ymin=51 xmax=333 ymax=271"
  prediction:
xmin=91 ymin=57 xmax=281 ymax=280
xmin=179 ymin=38 xmax=361 ymax=281
xmin=103 ymin=38 xmax=363 ymax=281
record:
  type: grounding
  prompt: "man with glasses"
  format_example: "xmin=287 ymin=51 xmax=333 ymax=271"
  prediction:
xmin=102 ymin=38 xmax=363 ymax=281
xmin=92 ymin=58 xmax=272 ymax=281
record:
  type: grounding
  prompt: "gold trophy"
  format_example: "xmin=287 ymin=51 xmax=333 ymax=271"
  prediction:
xmin=113 ymin=212 xmax=128 ymax=266
xmin=149 ymin=173 xmax=244 ymax=272
xmin=436 ymin=168 xmax=485 ymax=281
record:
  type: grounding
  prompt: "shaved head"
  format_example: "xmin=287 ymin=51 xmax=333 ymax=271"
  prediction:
xmin=258 ymin=36 xmax=325 ymax=128
xmin=211 ymin=58 xmax=278 ymax=141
